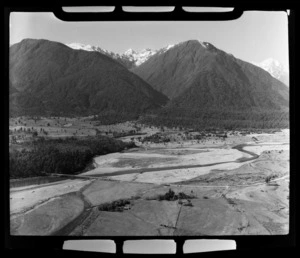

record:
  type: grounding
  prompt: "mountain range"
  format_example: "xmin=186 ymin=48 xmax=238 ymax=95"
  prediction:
xmin=66 ymin=42 xmax=175 ymax=69
xmin=9 ymin=38 xmax=289 ymax=129
xmin=66 ymin=42 xmax=289 ymax=87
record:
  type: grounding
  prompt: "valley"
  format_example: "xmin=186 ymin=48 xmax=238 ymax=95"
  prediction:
xmin=9 ymin=117 xmax=289 ymax=236
xmin=8 ymin=37 xmax=290 ymax=237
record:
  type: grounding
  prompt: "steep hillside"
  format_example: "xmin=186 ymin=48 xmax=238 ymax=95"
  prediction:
xmin=134 ymin=40 xmax=289 ymax=129
xmin=9 ymin=39 xmax=168 ymax=117
xmin=133 ymin=40 xmax=288 ymax=103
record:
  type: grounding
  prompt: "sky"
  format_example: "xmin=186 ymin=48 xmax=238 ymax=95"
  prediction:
xmin=9 ymin=10 xmax=289 ymax=70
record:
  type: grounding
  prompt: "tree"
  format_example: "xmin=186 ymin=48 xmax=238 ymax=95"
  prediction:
xmin=11 ymin=136 xmax=16 ymax=143
xmin=165 ymin=189 xmax=176 ymax=200
xmin=265 ymin=175 xmax=272 ymax=184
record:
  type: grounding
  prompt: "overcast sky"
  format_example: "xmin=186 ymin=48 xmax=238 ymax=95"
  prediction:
xmin=10 ymin=11 xmax=289 ymax=70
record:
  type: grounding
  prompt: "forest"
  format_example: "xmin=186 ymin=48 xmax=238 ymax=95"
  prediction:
xmin=9 ymin=136 xmax=136 ymax=179
xmin=140 ymin=108 xmax=289 ymax=130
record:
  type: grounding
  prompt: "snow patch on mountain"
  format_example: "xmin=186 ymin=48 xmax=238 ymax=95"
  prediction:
xmin=124 ymin=48 xmax=136 ymax=56
xmin=66 ymin=42 xmax=177 ymax=67
xmin=67 ymin=43 xmax=106 ymax=53
xmin=160 ymin=44 xmax=175 ymax=52
xmin=122 ymin=44 xmax=175 ymax=66
xmin=66 ymin=43 xmax=288 ymax=86
xmin=66 ymin=42 xmax=120 ymax=58
xmin=122 ymin=48 xmax=157 ymax=66
xmin=199 ymin=41 xmax=208 ymax=48
xmin=252 ymin=58 xmax=289 ymax=86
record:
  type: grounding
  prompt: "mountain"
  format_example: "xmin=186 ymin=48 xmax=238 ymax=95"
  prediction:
xmin=252 ymin=58 xmax=289 ymax=86
xmin=123 ymin=45 xmax=175 ymax=66
xmin=9 ymin=39 xmax=168 ymax=117
xmin=66 ymin=42 xmax=175 ymax=69
xmin=66 ymin=43 xmax=136 ymax=69
xmin=123 ymin=48 xmax=157 ymax=66
xmin=132 ymin=40 xmax=289 ymax=129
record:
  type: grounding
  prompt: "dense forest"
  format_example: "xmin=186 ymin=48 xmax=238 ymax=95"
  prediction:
xmin=90 ymin=108 xmax=289 ymax=130
xmin=9 ymin=136 xmax=136 ymax=179
xmin=140 ymin=108 xmax=289 ymax=130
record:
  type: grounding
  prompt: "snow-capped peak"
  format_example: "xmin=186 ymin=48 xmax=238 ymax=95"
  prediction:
xmin=261 ymin=58 xmax=281 ymax=67
xmin=65 ymin=41 xmax=179 ymax=67
xmin=124 ymin=48 xmax=137 ymax=55
xmin=122 ymin=43 xmax=177 ymax=66
xmin=252 ymin=58 xmax=284 ymax=78
xmin=66 ymin=42 xmax=120 ymax=59
xmin=259 ymin=58 xmax=283 ymax=73
xmin=165 ymin=44 xmax=174 ymax=50
xmin=161 ymin=44 xmax=174 ymax=52
xmin=156 ymin=44 xmax=175 ymax=55
xmin=67 ymin=42 xmax=104 ymax=52
xmin=67 ymin=42 xmax=85 ymax=49
xmin=123 ymin=48 xmax=157 ymax=66
xmin=252 ymin=58 xmax=289 ymax=86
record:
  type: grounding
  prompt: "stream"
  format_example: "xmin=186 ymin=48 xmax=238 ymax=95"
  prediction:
xmin=85 ymin=143 xmax=260 ymax=178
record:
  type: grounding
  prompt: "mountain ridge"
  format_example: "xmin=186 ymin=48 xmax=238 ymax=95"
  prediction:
xmin=65 ymin=41 xmax=289 ymax=87
xmin=66 ymin=42 xmax=176 ymax=69
xmin=133 ymin=39 xmax=289 ymax=129
xmin=9 ymin=38 xmax=168 ymax=116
